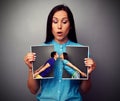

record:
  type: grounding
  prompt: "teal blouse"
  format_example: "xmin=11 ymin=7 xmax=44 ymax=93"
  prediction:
xmin=36 ymin=40 xmax=83 ymax=101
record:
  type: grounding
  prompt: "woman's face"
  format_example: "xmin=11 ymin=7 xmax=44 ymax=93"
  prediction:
xmin=60 ymin=54 xmax=64 ymax=59
xmin=52 ymin=10 xmax=70 ymax=44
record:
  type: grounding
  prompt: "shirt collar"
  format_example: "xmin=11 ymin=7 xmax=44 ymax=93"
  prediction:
xmin=51 ymin=39 xmax=70 ymax=46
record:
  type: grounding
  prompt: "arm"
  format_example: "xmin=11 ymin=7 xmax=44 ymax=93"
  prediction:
xmin=80 ymin=58 xmax=96 ymax=93
xmin=80 ymin=76 xmax=91 ymax=93
xmin=24 ymin=52 xmax=40 ymax=94
xmin=28 ymin=70 xmax=40 ymax=94
xmin=37 ymin=63 xmax=50 ymax=74
xmin=66 ymin=62 xmax=87 ymax=77
xmin=34 ymin=63 xmax=50 ymax=77
xmin=34 ymin=65 xmax=44 ymax=73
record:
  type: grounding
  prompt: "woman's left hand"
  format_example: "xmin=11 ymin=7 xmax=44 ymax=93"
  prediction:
xmin=84 ymin=58 xmax=96 ymax=74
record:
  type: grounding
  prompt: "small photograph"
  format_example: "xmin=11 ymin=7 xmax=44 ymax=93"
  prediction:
xmin=31 ymin=45 xmax=58 ymax=79
xmin=62 ymin=46 xmax=89 ymax=80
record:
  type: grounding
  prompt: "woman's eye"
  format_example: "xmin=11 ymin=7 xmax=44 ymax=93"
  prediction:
xmin=52 ymin=19 xmax=58 ymax=24
xmin=62 ymin=20 xmax=68 ymax=24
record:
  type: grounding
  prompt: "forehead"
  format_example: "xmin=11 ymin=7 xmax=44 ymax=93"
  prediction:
xmin=53 ymin=10 xmax=68 ymax=18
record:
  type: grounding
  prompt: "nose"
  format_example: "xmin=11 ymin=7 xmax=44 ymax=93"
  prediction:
xmin=57 ymin=22 xmax=62 ymax=29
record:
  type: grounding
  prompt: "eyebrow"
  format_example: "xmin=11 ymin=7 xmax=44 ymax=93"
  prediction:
xmin=52 ymin=17 xmax=69 ymax=20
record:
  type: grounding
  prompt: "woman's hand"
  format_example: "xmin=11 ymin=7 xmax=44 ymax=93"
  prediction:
xmin=24 ymin=52 xmax=36 ymax=70
xmin=84 ymin=58 xmax=96 ymax=74
xmin=24 ymin=52 xmax=40 ymax=94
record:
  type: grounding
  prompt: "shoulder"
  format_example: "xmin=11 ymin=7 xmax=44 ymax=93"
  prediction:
xmin=46 ymin=58 xmax=55 ymax=66
xmin=39 ymin=42 xmax=53 ymax=46
xmin=63 ymin=59 xmax=69 ymax=64
xmin=47 ymin=58 xmax=55 ymax=63
xmin=68 ymin=40 xmax=85 ymax=46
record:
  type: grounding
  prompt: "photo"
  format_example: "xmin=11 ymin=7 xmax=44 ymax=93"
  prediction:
xmin=31 ymin=45 xmax=58 ymax=79
xmin=62 ymin=46 xmax=89 ymax=80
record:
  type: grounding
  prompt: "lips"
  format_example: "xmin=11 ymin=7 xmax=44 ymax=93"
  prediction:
xmin=57 ymin=32 xmax=63 ymax=36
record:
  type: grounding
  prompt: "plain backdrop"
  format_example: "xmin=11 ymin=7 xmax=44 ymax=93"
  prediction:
xmin=0 ymin=0 xmax=119 ymax=101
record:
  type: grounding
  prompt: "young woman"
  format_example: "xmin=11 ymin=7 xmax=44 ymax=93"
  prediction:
xmin=60 ymin=52 xmax=87 ymax=78
xmin=24 ymin=4 xmax=96 ymax=101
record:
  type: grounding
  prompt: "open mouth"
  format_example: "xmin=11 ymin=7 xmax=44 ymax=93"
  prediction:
xmin=57 ymin=32 xmax=63 ymax=36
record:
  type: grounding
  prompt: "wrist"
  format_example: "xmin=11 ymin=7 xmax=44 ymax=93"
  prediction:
xmin=28 ymin=68 xmax=32 ymax=72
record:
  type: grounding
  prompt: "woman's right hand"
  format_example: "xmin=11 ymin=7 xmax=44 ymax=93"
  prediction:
xmin=24 ymin=52 xmax=36 ymax=70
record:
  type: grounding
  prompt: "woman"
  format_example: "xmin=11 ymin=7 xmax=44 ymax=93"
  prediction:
xmin=24 ymin=4 xmax=96 ymax=101
xmin=60 ymin=52 xmax=87 ymax=78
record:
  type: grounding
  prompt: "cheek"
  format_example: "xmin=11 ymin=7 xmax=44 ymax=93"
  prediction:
xmin=52 ymin=25 xmax=57 ymax=33
xmin=64 ymin=23 xmax=70 ymax=32
xmin=64 ymin=26 xmax=70 ymax=35
xmin=52 ymin=28 xmax=55 ymax=35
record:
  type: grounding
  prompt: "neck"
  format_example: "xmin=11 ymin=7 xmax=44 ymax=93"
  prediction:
xmin=54 ymin=38 xmax=68 ymax=44
xmin=54 ymin=57 xmax=57 ymax=60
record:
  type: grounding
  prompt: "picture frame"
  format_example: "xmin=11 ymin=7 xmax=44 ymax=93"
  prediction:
xmin=62 ymin=45 xmax=89 ymax=80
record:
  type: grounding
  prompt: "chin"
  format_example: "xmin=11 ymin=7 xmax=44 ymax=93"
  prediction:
xmin=56 ymin=37 xmax=64 ymax=41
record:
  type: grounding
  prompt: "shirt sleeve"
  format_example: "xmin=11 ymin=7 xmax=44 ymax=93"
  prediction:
xmin=62 ymin=59 xmax=69 ymax=65
xmin=47 ymin=58 xmax=55 ymax=67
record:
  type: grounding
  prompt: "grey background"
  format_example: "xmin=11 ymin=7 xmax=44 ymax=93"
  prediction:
xmin=0 ymin=0 xmax=119 ymax=101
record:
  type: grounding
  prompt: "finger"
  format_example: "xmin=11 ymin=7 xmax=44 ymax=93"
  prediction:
xmin=84 ymin=61 xmax=92 ymax=65
xmin=84 ymin=60 xmax=94 ymax=66
xmin=84 ymin=60 xmax=88 ymax=64
xmin=85 ymin=64 xmax=92 ymax=67
xmin=84 ymin=58 xmax=90 ymax=60
xmin=84 ymin=58 xmax=93 ymax=62
xmin=27 ymin=52 xmax=36 ymax=57
xmin=27 ymin=54 xmax=36 ymax=61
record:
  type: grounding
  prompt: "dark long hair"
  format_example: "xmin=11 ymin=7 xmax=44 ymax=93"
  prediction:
xmin=44 ymin=4 xmax=77 ymax=43
xmin=63 ymin=52 xmax=69 ymax=60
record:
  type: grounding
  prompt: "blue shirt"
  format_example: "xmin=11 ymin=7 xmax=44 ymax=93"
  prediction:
xmin=63 ymin=59 xmax=76 ymax=76
xmin=40 ymin=58 xmax=55 ymax=77
xmin=37 ymin=40 xmax=83 ymax=101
